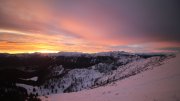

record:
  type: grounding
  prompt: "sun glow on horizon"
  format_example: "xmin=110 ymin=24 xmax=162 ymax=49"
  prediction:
xmin=0 ymin=50 xmax=60 ymax=54
xmin=35 ymin=50 xmax=59 ymax=53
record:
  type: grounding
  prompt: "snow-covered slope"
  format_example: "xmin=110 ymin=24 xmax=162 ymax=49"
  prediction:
xmin=16 ymin=52 xmax=168 ymax=96
xmin=41 ymin=54 xmax=180 ymax=101
xmin=13 ymin=51 xmax=176 ymax=100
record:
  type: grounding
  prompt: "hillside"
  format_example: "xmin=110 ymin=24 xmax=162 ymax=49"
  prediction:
xmin=0 ymin=51 xmax=176 ymax=101
xmin=41 ymin=54 xmax=180 ymax=101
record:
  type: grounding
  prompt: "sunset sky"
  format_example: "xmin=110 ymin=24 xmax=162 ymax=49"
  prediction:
xmin=0 ymin=0 xmax=180 ymax=53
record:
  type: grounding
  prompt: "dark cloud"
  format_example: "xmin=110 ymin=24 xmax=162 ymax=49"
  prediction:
xmin=63 ymin=43 xmax=75 ymax=46
xmin=1 ymin=0 xmax=180 ymax=42
xmin=47 ymin=0 xmax=180 ymax=42
xmin=159 ymin=47 xmax=180 ymax=52
xmin=0 ymin=39 xmax=25 ymax=44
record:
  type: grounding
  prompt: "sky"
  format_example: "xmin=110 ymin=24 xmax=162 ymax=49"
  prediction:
xmin=0 ymin=0 xmax=180 ymax=53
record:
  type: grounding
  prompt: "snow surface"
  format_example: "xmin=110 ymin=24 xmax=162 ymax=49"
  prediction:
xmin=21 ymin=76 xmax=38 ymax=81
xmin=41 ymin=54 xmax=180 ymax=101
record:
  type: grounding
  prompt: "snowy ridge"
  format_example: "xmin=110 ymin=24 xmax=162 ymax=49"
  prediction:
xmin=15 ymin=51 xmax=174 ymax=97
xmin=95 ymin=56 xmax=164 ymax=86
xmin=42 ymin=54 xmax=180 ymax=101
